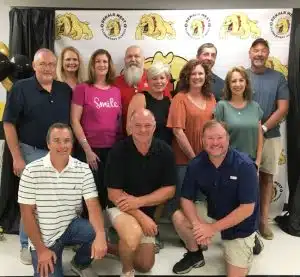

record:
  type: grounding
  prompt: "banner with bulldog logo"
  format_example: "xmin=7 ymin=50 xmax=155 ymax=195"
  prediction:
xmin=54 ymin=9 xmax=292 ymax=217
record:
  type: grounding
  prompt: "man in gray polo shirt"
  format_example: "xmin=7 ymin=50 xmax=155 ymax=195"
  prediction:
xmin=247 ymin=38 xmax=289 ymax=240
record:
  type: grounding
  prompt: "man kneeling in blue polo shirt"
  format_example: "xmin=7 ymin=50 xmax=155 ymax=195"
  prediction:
xmin=172 ymin=120 xmax=259 ymax=277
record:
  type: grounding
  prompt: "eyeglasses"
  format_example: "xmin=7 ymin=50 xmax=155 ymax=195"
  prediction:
xmin=38 ymin=62 xmax=56 ymax=68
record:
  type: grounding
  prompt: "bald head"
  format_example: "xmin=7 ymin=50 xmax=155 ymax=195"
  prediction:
xmin=125 ymin=45 xmax=143 ymax=57
xmin=130 ymin=108 xmax=156 ymax=124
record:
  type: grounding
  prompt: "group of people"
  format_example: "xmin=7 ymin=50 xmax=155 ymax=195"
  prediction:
xmin=2 ymin=37 xmax=289 ymax=277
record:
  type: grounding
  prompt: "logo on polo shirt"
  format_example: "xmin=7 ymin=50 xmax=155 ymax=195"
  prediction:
xmin=185 ymin=13 xmax=211 ymax=39
xmin=272 ymin=181 xmax=283 ymax=202
xmin=100 ymin=13 xmax=127 ymax=40
xmin=270 ymin=11 xmax=292 ymax=38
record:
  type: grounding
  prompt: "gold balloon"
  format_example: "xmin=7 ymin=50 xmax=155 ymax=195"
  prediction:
xmin=0 ymin=41 xmax=12 ymax=91
xmin=1 ymin=77 xmax=13 ymax=91
xmin=0 ymin=41 xmax=9 ymax=57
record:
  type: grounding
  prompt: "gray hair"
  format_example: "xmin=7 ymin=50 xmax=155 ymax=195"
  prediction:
xmin=146 ymin=61 xmax=170 ymax=80
xmin=33 ymin=48 xmax=56 ymax=62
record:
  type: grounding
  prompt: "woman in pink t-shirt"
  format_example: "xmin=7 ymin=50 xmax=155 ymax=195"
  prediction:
xmin=71 ymin=49 xmax=122 ymax=210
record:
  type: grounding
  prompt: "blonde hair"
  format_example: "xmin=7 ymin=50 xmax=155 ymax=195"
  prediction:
xmin=146 ymin=61 xmax=170 ymax=80
xmin=56 ymin=46 xmax=86 ymax=83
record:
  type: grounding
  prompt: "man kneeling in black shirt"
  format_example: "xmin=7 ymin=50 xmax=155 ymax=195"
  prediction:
xmin=105 ymin=108 xmax=177 ymax=277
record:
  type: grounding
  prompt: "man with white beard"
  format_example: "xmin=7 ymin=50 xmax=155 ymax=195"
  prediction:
xmin=115 ymin=45 xmax=171 ymax=132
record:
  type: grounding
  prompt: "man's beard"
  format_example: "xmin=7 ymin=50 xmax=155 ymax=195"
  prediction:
xmin=124 ymin=65 xmax=143 ymax=87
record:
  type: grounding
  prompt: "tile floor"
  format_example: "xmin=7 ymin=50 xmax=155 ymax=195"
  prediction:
xmin=0 ymin=205 xmax=299 ymax=276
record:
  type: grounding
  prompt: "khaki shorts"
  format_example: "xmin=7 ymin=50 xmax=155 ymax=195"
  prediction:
xmin=223 ymin=233 xmax=255 ymax=269
xmin=260 ymin=137 xmax=281 ymax=175
xmin=106 ymin=207 xmax=155 ymax=244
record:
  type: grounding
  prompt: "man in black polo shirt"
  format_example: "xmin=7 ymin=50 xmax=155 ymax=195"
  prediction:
xmin=3 ymin=48 xmax=72 ymax=265
xmin=172 ymin=120 xmax=259 ymax=277
xmin=175 ymin=43 xmax=224 ymax=101
xmin=105 ymin=108 xmax=176 ymax=277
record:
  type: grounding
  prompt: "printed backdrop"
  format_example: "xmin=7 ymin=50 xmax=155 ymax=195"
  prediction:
xmin=54 ymin=9 xmax=292 ymax=217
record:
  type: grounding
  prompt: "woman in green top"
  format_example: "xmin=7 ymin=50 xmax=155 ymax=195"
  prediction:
xmin=214 ymin=66 xmax=263 ymax=167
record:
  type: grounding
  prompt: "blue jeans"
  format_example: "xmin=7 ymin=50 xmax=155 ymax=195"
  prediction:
xmin=19 ymin=143 xmax=48 ymax=249
xmin=31 ymin=218 xmax=95 ymax=277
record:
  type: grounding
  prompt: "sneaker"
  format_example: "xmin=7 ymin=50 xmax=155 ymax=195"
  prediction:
xmin=154 ymin=233 xmax=164 ymax=254
xmin=20 ymin=248 xmax=32 ymax=265
xmin=173 ymin=250 xmax=205 ymax=274
xmin=120 ymin=269 xmax=135 ymax=277
xmin=253 ymin=233 xmax=264 ymax=255
xmin=71 ymin=259 xmax=97 ymax=277
xmin=259 ymin=224 xmax=274 ymax=240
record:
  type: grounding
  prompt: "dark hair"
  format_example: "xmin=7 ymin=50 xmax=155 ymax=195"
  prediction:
xmin=197 ymin=43 xmax=217 ymax=57
xmin=223 ymin=66 xmax=252 ymax=101
xmin=86 ymin=49 xmax=116 ymax=85
xmin=46 ymin=123 xmax=73 ymax=144
xmin=202 ymin=120 xmax=229 ymax=137
xmin=178 ymin=59 xmax=212 ymax=97
xmin=250 ymin=38 xmax=269 ymax=50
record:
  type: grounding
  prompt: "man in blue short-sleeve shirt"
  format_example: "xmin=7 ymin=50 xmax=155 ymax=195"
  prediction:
xmin=246 ymin=38 xmax=289 ymax=240
xmin=172 ymin=120 xmax=259 ymax=277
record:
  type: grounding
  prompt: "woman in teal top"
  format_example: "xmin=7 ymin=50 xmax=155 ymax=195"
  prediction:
xmin=214 ymin=66 xmax=263 ymax=167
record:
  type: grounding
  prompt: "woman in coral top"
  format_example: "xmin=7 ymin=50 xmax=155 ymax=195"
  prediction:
xmin=71 ymin=49 xmax=122 ymax=210
xmin=167 ymin=59 xmax=216 ymax=208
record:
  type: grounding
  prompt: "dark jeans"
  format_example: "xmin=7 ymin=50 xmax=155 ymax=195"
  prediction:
xmin=31 ymin=218 xmax=95 ymax=277
xmin=75 ymin=145 xmax=110 ymax=215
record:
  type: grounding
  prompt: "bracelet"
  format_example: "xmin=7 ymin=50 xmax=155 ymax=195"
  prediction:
xmin=81 ymin=138 xmax=88 ymax=144
xmin=262 ymin=125 xmax=268 ymax=133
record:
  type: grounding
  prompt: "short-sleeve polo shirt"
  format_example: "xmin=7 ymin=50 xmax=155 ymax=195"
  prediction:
xmin=105 ymin=136 xmax=177 ymax=218
xmin=3 ymin=76 xmax=72 ymax=149
xmin=181 ymin=148 xmax=259 ymax=240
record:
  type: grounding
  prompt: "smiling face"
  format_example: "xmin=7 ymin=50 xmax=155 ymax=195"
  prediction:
xmin=124 ymin=46 xmax=144 ymax=69
xmin=148 ymin=72 xmax=168 ymax=95
xmin=33 ymin=51 xmax=57 ymax=84
xmin=202 ymin=123 xmax=229 ymax=159
xmin=130 ymin=109 xmax=156 ymax=145
xmin=197 ymin=47 xmax=217 ymax=69
xmin=249 ymin=43 xmax=269 ymax=70
xmin=47 ymin=127 xmax=73 ymax=160
xmin=189 ymin=64 xmax=206 ymax=90
xmin=94 ymin=54 xmax=109 ymax=78
xmin=229 ymin=71 xmax=246 ymax=98
xmin=62 ymin=50 xmax=79 ymax=73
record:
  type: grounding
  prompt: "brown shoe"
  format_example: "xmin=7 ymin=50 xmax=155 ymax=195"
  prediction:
xmin=259 ymin=224 xmax=274 ymax=240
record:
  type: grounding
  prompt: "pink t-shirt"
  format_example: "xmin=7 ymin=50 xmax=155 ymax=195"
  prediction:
xmin=72 ymin=83 xmax=122 ymax=148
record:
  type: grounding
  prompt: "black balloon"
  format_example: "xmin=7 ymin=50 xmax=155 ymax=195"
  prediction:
xmin=10 ymin=54 xmax=34 ymax=81
xmin=0 ymin=52 xmax=14 ymax=82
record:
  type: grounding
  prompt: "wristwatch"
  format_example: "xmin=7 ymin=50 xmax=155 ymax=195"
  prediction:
xmin=262 ymin=125 xmax=268 ymax=133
